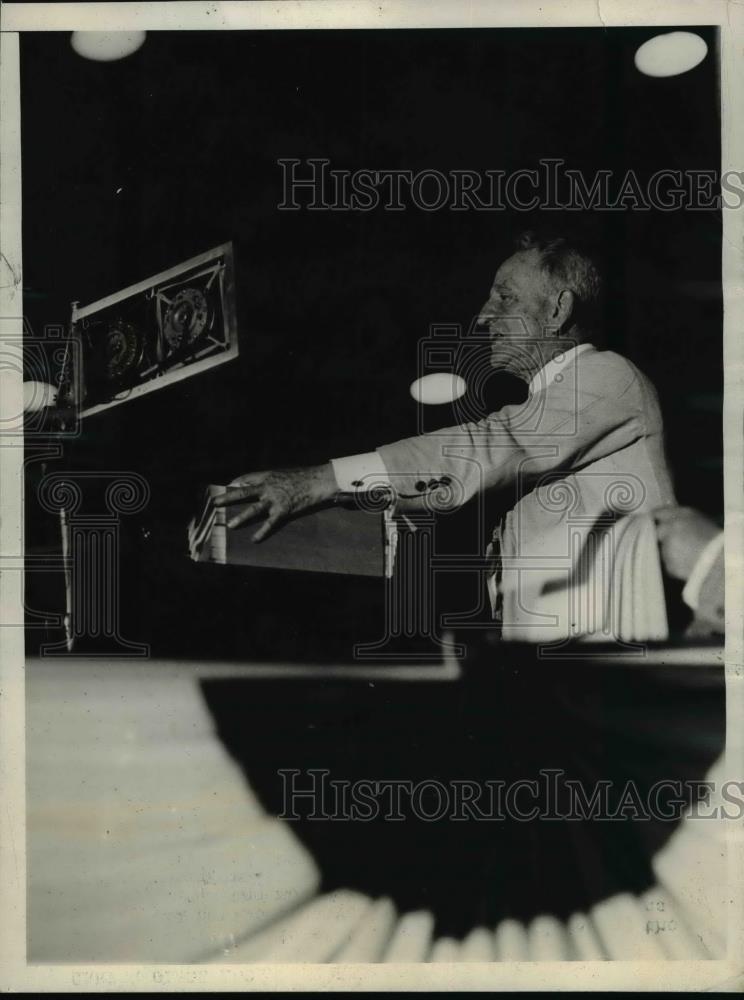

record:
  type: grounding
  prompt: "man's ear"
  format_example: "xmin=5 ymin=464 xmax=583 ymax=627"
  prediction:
xmin=552 ymin=289 xmax=574 ymax=331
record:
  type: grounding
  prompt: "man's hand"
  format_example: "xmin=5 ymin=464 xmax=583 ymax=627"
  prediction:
xmin=212 ymin=463 xmax=338 ymax=541
xmin=653 ymin=506 xmax=720 ymax=582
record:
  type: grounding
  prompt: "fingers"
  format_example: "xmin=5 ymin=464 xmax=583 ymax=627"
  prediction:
xmin=251 ymin=515 xmax=281 ymax=543
xmin=652 ymin=505 xmax=693 ymax=523
xmin=653 ymin=513 xmax=674 ymax=542
xmin=228 ymin=472 xmax=268 ymax=488
xmin=652 ymin=505 xmax=693 ymax=539
xmin=651 ymin=507 xmax=673 ymax=523
xmin=213 ymin=483 xmax=263 ymax=508
xmin=226 ymin=501 xmax=268 ymax=530
xmin=652 ymin=507 xmax=675 ymax=527
xmin=209 ymin=470 xmax=293 ymax=541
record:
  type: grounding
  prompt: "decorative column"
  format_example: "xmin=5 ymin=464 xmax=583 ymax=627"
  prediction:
xmin=354 ymin=508 xmax=461 ymax=663
xmin=37 ymin=471 xmax=150 ymax=656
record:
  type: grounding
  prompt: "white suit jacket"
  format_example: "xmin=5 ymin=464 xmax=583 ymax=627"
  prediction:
xmin=334 ymin=344 xmax=676 ymax=643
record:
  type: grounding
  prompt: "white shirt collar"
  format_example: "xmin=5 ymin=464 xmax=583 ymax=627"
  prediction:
xmin=527 ymin=342 xmax=594 ymax=396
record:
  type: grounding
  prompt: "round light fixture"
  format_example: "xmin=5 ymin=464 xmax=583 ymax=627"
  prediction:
xmin=410 ymin=372 xmax=467 ymax=405
xmin=23 ymin=381 xmax=58 ymax=413
xmin=634 ymin=32 xmax=707 ymax=78
xmin=70 ymin=31 xmax=147 ymax=62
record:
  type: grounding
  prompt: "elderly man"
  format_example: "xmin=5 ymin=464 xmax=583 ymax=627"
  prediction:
xmin=215 ymin=231 xmax=676 ymax=642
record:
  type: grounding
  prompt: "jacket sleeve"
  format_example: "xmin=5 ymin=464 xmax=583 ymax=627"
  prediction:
xmin=376 ymin=359 xmax=646 ymax=511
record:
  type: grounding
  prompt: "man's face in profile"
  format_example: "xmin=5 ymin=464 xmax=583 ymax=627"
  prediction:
xmin=479 ymin=249 xmax=565 ymax=381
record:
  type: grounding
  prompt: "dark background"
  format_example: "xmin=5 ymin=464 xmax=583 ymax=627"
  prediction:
xmin=22 ymin=27 xmax=722 ymax=658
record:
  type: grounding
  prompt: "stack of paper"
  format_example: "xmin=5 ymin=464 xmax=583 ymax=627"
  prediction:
xmin=188 ymin=485 xmax=228 ymax=564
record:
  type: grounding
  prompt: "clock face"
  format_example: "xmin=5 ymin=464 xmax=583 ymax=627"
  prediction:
xmin=71 ymin=244 xmax=235 ymax=416
xmin=103 ymin=320 xmax=142 ymax=381
xmin=163 ymin=288 xmax=209 ymax=352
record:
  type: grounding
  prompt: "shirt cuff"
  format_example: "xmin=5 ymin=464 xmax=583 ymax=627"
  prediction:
xmin=682 ymin=531 xmax=724 ymax=611
xmin=330 ymin=451 xmax=390 ymax=493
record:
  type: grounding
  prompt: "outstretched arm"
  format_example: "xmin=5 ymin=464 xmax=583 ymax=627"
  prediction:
xmin=215 ymin=354 xmax=649 ymax=536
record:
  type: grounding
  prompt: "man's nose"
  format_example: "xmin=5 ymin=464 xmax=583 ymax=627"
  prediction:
xmin=478 ymin=299 xmax=496 ymax=325
xmin=478 ymin=299 xmax=500 ymax=331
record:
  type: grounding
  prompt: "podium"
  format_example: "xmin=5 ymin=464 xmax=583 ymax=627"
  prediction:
xmin=187 ymin=485 xmax=391 ymax=578
xmin=188 ymin=487 xmax=460 ymax=662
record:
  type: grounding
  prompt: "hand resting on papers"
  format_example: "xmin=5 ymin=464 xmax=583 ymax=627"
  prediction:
xmin=212 ymin=464 xmax=338 ymax=541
